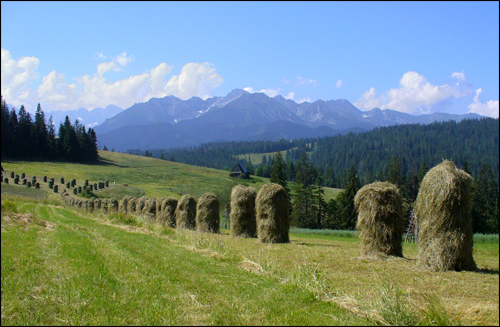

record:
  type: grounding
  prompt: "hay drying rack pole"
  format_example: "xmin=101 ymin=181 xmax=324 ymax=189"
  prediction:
xmin=405 ymin=210 xmax=418 ymax=243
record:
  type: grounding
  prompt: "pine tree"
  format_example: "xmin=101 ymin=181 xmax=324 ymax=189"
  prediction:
xmin=270 ymin=151 xmax=288 ymax=190
xmin=337 ymin=165 xmax=360 ymax=230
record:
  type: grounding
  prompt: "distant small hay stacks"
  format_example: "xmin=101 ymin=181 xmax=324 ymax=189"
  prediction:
xmin=230 ymin=184 xmax=257 ymax=238
xmin=176 ymin=194 xmax=197 ymax=230
xmin=196 ymin=193 xmax=220 ymax=233
xmin=159 ymin=197 xmax=178 ymax=228
xmin=256 ymin=183 xmax=290 ymax=243
xmin=354 ymin=181 xmax=404 ymax=258
xmin=414 ymin=160 xmax=477 ymax=272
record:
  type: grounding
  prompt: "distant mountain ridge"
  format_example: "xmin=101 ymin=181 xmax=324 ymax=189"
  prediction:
xmin=93 ymin=89 xmax=483 ymax=152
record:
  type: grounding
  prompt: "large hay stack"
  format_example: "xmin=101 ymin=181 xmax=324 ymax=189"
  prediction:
xmin=143 ymin=198 xmax=157 ymax=220
xmin=196 ymin=193 xmax=220 ymax=233
xmin=230 ymin=185 xmax=257 ymax=238
xmin=94 ymin=198 xmax=101 ymax=211
xmin=175 ymin=194 xmax=197 ymax=230
xmin=159 ymin=197 xmax=178 ymax=228
xmin=256 ymin=183 xmax=290 ymax=243
xmin=414 ymin=160 xmax=477 ymax=272
xmin=354 ymin=181 xmax=404 ymax=258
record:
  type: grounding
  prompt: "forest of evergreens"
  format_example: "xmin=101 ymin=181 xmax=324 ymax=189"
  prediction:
xmin=1 ymin=96 xmax=99 ymax=162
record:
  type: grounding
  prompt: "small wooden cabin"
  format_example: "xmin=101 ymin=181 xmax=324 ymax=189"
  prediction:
xmin=230 ymin=163 xmax=249 ymax=178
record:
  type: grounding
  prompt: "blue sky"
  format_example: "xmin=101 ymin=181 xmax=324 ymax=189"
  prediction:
xmin=1 ymin=1 xmax=498 ymax=118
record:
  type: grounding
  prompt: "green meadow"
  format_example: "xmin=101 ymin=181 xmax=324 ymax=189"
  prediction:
xmin=1 ymin=151 xmax=498 ymax=326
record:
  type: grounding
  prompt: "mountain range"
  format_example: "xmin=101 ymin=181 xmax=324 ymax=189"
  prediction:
xmin=91 ymin=89 xmax=481 ymax=152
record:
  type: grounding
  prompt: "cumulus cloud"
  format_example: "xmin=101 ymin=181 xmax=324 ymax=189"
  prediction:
xmin=243 ymin=87 xmax=281 ymax=98
xmin=467 ymin=88 xmax=499 ymax=118
xmin=1 ymin=48 xmax=40 ymax=108
xmin=354 ymin=71 xmax=465 ymax=114
xmin=451 ymin=70 xmax=466 ymax=84
xmin=296 ymin=76 xmax=317 ymax=86
xmin=297 ymin=96 xmax=312 ymax=104
xmin=1 ymin=48 xmax=224 ymax=111
xmin=113 ymin=52 xmax=134 ymax=66
xmin=284 ymin=92 xmax=295 ymax=100
xmin=336 ymin=79 xmax=343 ymax=88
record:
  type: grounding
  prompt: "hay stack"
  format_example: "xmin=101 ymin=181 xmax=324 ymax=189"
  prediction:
xmin=159 ymin=197 xmax=178 ymax=228
xmin=108 ymin=198 xmax=118 ymax=213
xmin=127 ymin=197 xmax=137 ymax=215
xmin=135 ymin=196 xmax=147 ymax=214
xmin=256 ymin=183 xmax=290 ymax=243
xmin=156 ymin=197 xmax=164 ymax=220
xmin=86 ymin=199 xmax=94 ymax=213
xmin=354 ymin=181 xmax=404 ymax=258
xmin=94 ymin=198 xmax=101 ymax=210
xmin=230 ymin=185 xmax=257 ymax=238
xmin=414 ymin=160 xmax=477 ymax=272
xmin=196 ymin=193 xmax=220 ymax=233
xmin=175 ymin=194 xmax=197 ymax=230
xmin=143 ymin=198 xmax=157 ymax=220
xmin=101 ymin=198 xmax=109 ymax=213
xmin=118 ymin=196 xmax=132 ymax=215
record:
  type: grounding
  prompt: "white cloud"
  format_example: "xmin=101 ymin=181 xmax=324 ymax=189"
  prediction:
xmin=296 ymin=76 xmax=317 ymax=86
xmin=336 ymin=79 xmax=343 ymax=88
xmin=243 ymin=87 xmax=281 ymax=98
xmin=284 ymin=92 xmax=295 ymax=100
xmin=282 ymin=77 xmax=290 ymax=84
xmin=354 ymin=87 xmax=382 ymax=110
xmin=95 ymin=51 xmax=107 ymax=60
xmin=354 ymin=71 xmax=465 ymax=114
xmin=467 ymin=88 xmax=499 ymax=118
xmin=297 ymin=96 xmax=312 ymax=104
xmin=113 ymin=52 xmax=134 ymax=66
xmin=451 ymin=70 xmax=466 ymax=84
xmin=1 ymin=49 xmax=224 ymax=111
xmin=1 ymin=48 xmax=40 ymax=108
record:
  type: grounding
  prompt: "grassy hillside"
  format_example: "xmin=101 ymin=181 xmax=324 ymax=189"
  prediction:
xmin=1 ymin=150 xmax=342 ymax=204
xmin=1 ymin=153 xmax=498 ymax=325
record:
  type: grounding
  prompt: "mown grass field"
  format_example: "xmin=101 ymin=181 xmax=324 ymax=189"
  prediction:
xmin=1 ymin=152 xmax=498 ymax=326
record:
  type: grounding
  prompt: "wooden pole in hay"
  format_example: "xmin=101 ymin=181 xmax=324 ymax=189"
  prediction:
xmin=230 ymin=184 xmax=257 ymax=238
xmin=414 ymin=160 xmax=477 ymax=272
xmin=143 ymin=198 xmax=157 ymax=220
xmin=354 ymin=181 xmax=404 ymax=258
xmin=256 ymin=183 xmax=290 ymax=243
xmin=196 ymin=193 xmax=220 ymax=233
xmin=159 ymin=197 xmax=178 ymax=228
xmin=175 ymin=194 xmax=197 ymax=230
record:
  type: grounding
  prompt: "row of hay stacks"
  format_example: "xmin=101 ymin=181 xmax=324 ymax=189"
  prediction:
xmin=354 ymin=160 xmax=477 ymax=272
xmin=60 ymin=182 xmax=291 ymax=243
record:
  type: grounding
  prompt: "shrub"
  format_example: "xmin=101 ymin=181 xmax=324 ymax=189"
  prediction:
xmin=175 ymin=194 xmax=197 ymax=230
xmin=256 ymin=183 xmax=290 ymax=243
xmin=354 ymin=181 xmax=404 ymax=258
xmin=414 ymin=160 xmax=477 ymax=272
xmin=230 ymin=185 xmax=257 ymax=238
xmin=196 ymin=193 xmax=220 ymax=233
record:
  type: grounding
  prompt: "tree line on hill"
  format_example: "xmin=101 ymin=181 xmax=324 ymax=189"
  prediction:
xmin=135 ymin=118 xmax=498 ymax=234
xmin=1 ymin=96 xmax=99 ymax=161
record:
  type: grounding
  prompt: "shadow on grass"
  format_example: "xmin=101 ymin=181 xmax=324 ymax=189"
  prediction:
xmin=478 ymin=268 xmax=499 ymax=275
xmin=1 ymin=156 xmax=125 ymax=168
